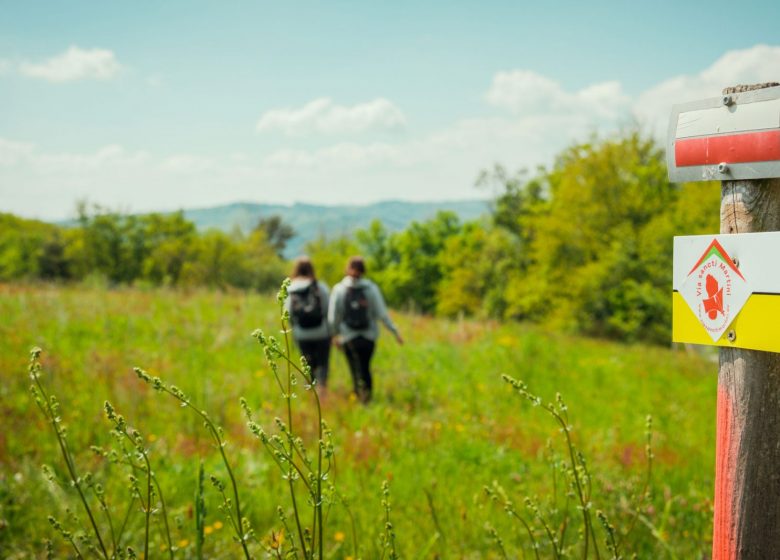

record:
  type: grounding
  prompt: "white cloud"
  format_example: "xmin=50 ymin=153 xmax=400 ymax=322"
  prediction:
xmin=161 ymin=154 xmax=215 ymax=173
xmin=34 ymin=144 xmax=147 ymax=172
xmin=19 ymin=46 xmax=121 ymax=82
xmin=0 ymin=137 xmax=35 ymax=166
xmin=264 ymin=142 xmax=404 ymax=168
xmin=634 ymin=44 xmax=780 ymax=136
xmin=485 ymin=70 xmax=630 ymax=120
xmin=256 ymin=97 xmax=407 ymax=135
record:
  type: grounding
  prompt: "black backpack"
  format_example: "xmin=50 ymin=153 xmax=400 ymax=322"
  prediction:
xmin=289 ymin=281 xmax=324 ymax=328
xmin=344 ymin=286 xmax=370 ymax=330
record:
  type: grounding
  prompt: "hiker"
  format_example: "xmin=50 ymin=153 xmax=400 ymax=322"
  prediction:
xmin=285 ymin=256 xmax=331 ymax=391
xmin=329 ymin=256 xmax=403 ymax=403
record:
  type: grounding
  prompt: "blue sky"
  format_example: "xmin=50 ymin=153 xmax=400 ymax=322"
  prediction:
xmin=2 ymin=0 xmax=780 ymax=220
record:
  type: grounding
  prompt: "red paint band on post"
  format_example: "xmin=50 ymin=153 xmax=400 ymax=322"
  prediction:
xmin=675 ymin=130 xmax=780 ymax=167
xmin=713 ymin=385 xmax=737 ymax=560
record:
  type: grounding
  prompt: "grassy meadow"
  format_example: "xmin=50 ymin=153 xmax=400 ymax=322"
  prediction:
xmin=0 ymin=283 xmax=716 ymax=558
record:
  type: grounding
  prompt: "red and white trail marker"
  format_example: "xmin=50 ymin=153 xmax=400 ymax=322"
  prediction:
xmin=667 ymin=86 xmax=780 ymax=182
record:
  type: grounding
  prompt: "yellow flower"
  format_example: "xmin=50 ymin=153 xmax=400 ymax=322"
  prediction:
xmin=498 ymin=334 xmax=516 ymax=347
xmin=348 ymin=393 xmax=357 ymax=402
xmin=147 ymin=434 xmax=157 ymax=443
xmin=455 ymin=424 xmax=465 ymax=433
xmin=204 ymin=525 xmax=213 ymax=535
xmin=270 ymin=531 xmax=285 ymax=549
xmin=177 ymin=539 xmax=189 ymax=548
xmin=213 ymin=520 xmax=223 ymax=530
xmin=334 ymin=531 xmax=345 ymax=542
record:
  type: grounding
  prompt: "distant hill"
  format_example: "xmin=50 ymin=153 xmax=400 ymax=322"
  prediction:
xmin=181 ymin=200 xmax=490 ymax=257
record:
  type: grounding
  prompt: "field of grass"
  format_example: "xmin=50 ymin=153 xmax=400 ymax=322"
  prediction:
xmin=0 ymin=283 xmax=716 ymax=558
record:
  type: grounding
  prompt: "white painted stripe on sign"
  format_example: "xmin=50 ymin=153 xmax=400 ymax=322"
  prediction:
xmin=673 ymin=232 xmax=780 ymax=292
xmin=675 ymin=98 xmax=780 ymax=139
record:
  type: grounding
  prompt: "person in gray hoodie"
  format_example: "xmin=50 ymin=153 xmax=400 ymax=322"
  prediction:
xmin=284 ymin=256 xmax=331 ymax=391
xmin=328 ymin=256 xmax=403 ymax=403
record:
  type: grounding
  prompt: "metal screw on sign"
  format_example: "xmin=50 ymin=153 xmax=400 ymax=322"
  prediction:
xmin=732 ymin=257 xmax=739 ymax=268
xmin=727 ymin=330 xmax=737 ymax=343
xmin=722 ymin=94 xmax=734 ymax=106
xmin=718 ymin=162 xmax=730 ymax=174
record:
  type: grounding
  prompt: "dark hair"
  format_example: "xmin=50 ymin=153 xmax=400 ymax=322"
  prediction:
xmin=291 ymin=256 xmax=316 ymax=279
xmin=346 ymin=256 xmax=366 ymax=276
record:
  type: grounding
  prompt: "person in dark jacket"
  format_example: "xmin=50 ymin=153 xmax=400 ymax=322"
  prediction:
xmin=328 ymin=256 xmax=403 ymax=403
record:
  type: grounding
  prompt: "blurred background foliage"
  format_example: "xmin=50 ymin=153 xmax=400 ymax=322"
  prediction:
xmin=1 ymin=128 xmax=719 ymax=344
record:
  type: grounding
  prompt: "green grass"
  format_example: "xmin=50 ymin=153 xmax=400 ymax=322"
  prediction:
xmin=0 ymin=283 xmax=716 ymax=558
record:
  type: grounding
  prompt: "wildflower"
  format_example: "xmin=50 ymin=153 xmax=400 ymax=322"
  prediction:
xmin=213 ymin=520 xmax=223 ymax=530
xmin=177 ymin=539 xmax=189 ymax=548
xmin=204 ymin=525 xmax=213 ymax=535
xmin=147 ymin=434 xmax=157 ymax=443
xmin=334 ymin=531 xmax=345 ymax=542
xmin=270 ymin=531 xmax=284 ymax=549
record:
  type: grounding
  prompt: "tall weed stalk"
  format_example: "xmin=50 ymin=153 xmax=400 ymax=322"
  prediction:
xmin=488 ymin=374 xmax=655 ymax=560
xmin=133 ymin=367 xmax=252 ymax=559
xmin=29 ymin=347 xmax=111 ymax=559
xmin=247 ymin=278 xmax=336 ymax=559
xmin=31 ymin=348 xmax=174 ymax=559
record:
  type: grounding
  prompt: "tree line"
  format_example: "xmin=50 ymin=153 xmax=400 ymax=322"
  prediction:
xmin=0 ymin=204 xmax=288 ymax=291
xmin=1 ymin=129 xmax=719 ymax=344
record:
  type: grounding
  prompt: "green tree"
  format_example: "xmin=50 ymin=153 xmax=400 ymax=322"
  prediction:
xmin=254 ymin=215 xmax=295 ymax=257
xmin=242 ymin=228 xmax=287 ymax=292
xmin=0 ymin=213 xmax=59 ymax=280
xmin=436 ymin=222 xmax=517 ymax=318
xmin=302 ymin=235 xmax=360 ymax=287
xmin=490 ymin=129 xmax=719 ymax=342
xmin=371 ymin=212 xmax=462 ymax=312
xmin=186 ymin=230 xmax=251 ymax=289
xmin=37 ymin=232 xmax=71 ymax=280
xmin=140 ymin=212 xmax=198 ymax=286
xmin=76 ymin=204 xmax=139 ymax=283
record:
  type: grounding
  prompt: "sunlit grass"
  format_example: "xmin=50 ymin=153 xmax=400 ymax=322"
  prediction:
xmin=0 ymin=283 xmax=716 ymax=557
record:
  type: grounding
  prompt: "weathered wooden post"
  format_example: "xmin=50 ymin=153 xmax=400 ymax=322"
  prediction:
xmin=668 ymin=82 xmax=780 ymax=559
xmin=714 ymin=83 xmax=780 ymax=560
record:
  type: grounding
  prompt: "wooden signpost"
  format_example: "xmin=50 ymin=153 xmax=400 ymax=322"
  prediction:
xmin=669 ymin=83 xmax=780 ymax=559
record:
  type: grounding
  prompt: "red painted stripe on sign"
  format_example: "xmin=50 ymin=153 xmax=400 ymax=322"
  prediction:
xmin=675 ymin=130 xmax=780 ymax=167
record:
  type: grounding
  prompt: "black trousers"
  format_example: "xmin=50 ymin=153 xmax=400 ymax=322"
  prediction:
xmin=297 ymin=337 xmax=331 ymax=387
xmin=343 ymin=336 xmax=376 ymax=402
